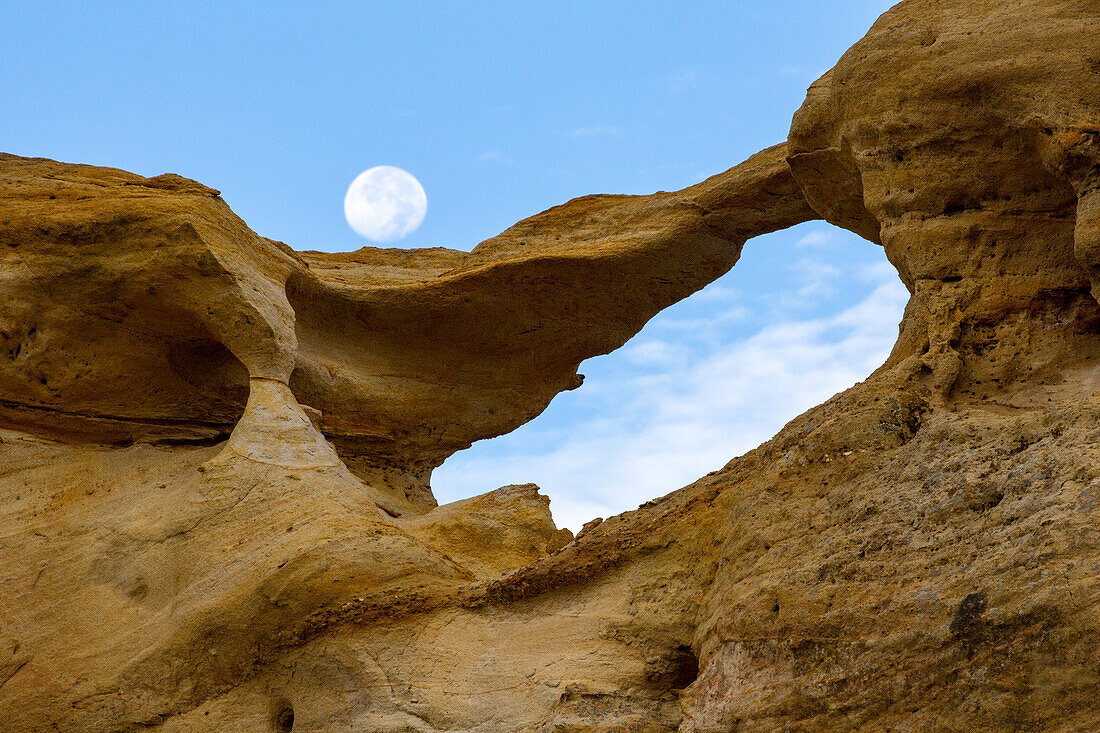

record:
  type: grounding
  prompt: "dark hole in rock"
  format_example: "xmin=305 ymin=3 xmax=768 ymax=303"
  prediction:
xmin=668 ymin=645 xmax=699 ymax=691
xmin=971 ymin=488 xmax=1004 ymax=511
xmin=950 ymin=591 xmax=988 ymax=636
xmin=166 ymin=336 xmax=250 ymax=417
xmin=128 ymin=579 xmax=148 ymax=602
xmin=272 ymin=701 xmax=294 ymax=732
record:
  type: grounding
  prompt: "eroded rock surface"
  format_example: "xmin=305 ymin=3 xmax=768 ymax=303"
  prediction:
xmin=1 ymin=0 xmax=1098 ymax=730
xmin=0 ymin=142 xmax=810 ymax=515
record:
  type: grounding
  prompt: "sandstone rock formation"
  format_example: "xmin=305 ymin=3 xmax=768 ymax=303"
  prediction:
xmin=1 ymin=0 xmax=1098 ymax=730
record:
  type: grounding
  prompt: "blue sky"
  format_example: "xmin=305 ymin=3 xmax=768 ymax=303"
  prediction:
xmin=2 ymin=1 xmax=905 ymax=529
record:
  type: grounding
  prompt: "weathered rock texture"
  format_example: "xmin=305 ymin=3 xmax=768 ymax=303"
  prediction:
xmin=1 ymin=0 xmax=1098 ymax=730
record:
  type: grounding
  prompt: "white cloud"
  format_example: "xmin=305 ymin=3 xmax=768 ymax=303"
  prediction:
xmin=567 ymin=125 xmax=620 ymax=138
xmin=476 ymin=150 xmax=515 ymax=164
xmin=692 ymin=168 xmax=722 ymax=184
xmin=647 ymin=303 xmax=751 ymax=340
xmin=431 ymin=261 xmax=909 ymax=532
xmin=691 ymin=284 xmax=741 ymax=303
xmin=796 ymin=229 xmax=835 ymax=247
xmin=621 ymin=340 xmax=683 ymax=368
xmin=793 ymin=258 xmax=842 ymax=299
xmin=666 ymin=68 xmax=702 ymax=93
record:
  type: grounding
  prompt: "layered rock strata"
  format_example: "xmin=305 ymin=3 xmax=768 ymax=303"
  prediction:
xmin=1 ymin=0 xmax=1098 ymax=730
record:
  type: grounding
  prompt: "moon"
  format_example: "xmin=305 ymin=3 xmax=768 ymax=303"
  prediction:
xmin=343 ymin=166 xmax=427 ymax=243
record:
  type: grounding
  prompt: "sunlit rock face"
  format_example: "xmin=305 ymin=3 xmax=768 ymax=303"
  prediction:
xmin=1 ymin=1 xmax=1099 ymax=731
xmin=788 ymin=0 xmax=1100 ymax=408
xmin=0 ymin=143 xmax=810 ymax=515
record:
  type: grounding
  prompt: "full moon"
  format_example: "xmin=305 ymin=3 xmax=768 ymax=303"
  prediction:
xmin=343 ymin=166 xmax=427 ymax=243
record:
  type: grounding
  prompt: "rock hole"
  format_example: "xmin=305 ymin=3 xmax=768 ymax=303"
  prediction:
xmin=272 ymin=700 xmax=294 ymax=732
xmin=128 ymin=579 xmax=148 ymax=602
xmin=668 ymin=645 xmax=699 ymax=691
xmin=150 ymin=433 xmax=232 ymax=447
xmin=949 ymin=591 xmax=988 ymax=636
xmin=166 ymin=337 xmax=249 ymax=417
xmin=974 ymin=489 xmax=1004 ymax=511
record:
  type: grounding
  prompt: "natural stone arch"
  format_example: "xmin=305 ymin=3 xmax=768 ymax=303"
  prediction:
xmin=430 ymin=216 xmax=907 ymax=529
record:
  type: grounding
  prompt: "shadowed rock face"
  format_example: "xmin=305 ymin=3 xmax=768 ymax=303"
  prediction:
xmin=1 ymin=1 xmax=1098 ymax=731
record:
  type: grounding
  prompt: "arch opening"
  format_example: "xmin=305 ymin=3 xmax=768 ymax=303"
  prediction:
xmin=431 ymin=220 xmax=908 ymax=531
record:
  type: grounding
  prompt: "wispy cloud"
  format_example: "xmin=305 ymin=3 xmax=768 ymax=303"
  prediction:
xmin=567 ymin=125 xmax=620 ymax=138
xmin=776 ymin=65 xmax=832 ymax=84
xmin=796 ymin=228 xmax=835 ymax=247
xmin=692 ymin=168 xmax=722 ymax=184
xmin=621 ymin=340 xmax=684 ymax=369
xmin=476 ymin=150 xmax=515 ymax=164
xmin=666 ymin=68 xmax=702 ymax=93
xmin=793 ymin=258 xmax=842 ymax=299
xmin=432 ymin=258 xmax=908 ymax=532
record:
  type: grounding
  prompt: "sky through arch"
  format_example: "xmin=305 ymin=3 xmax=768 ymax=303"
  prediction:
xmin=432 ymin=222 xmax=909 ymax=531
